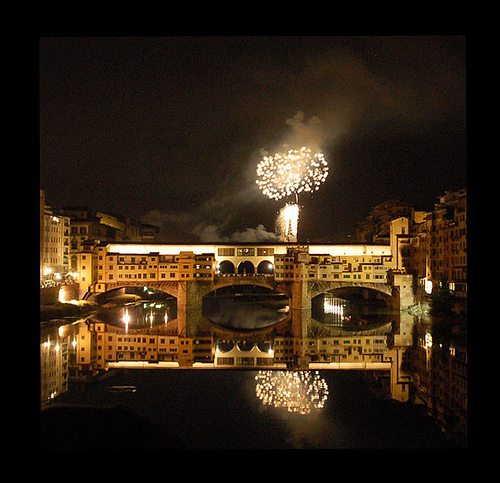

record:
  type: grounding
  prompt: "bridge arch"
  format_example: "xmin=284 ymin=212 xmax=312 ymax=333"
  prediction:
xmin=308 ymin=280 xmax=393 ymax=300
xmin=93 ymin=282 xmax=180 ymax=302
xmin=310 ymin=281 xmax=395 ymax=330
xmin=218 ymin=260 xmax=235 ymax=274
xmin=202 ymin=283 xmax=290 ymax=331
xmin=237 ymin=260 xmax=255 ymax=275
xmin=257 ymin=260 xmax=274 ymax=275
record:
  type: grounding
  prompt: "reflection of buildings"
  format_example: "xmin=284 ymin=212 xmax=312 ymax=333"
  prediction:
xmin=70 ymin=321 xmax=395 ymax=372
xmin=409 ymin=325 xmax=467 ymax=443
xmin=72 ymin=320 xmax=214 ymax=372
xmin=42 ymin=315 xmax=466 ymax=445
xmin=61 ymin=318 xmax=409 ymax=402
xmin=40 ymin=325 xmax=70 ymax=403
xmin=214 ymin=341 xmax=274 ymax=367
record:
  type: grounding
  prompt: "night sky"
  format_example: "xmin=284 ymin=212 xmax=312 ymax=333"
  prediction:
xmin=40 ymin=36 xmax=466 ymax=243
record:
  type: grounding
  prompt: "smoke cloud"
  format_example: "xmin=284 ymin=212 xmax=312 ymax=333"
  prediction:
xmin=284 ymin=112 xmax=324 ymax=152
xmin=141 ymin=207 xmax=278 ymax=243
xmin=194 ymin=223 xmax=278 ymax=243
xmin=141 ymin=38 xmax=464 ymax=244
xmin=274 ymin=40 xmax=464 ymax=154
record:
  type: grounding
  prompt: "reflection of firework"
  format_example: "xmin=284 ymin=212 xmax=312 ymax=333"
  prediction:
xmin=255 ymin=370 xmax=329 ymax=415
xmin=255 ymin=146 xmax=329 ymax=201
xmin=276 ymin=203 xmax=299 ymax=242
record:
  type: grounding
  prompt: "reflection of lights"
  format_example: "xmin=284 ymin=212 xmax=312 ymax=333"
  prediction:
xmin=123 ymin=310 xmax=130 ymax=331
xmin=255 ymin=371 xmax=329 ymax=415
xmin=147 ymin=310 xmax=154 ymax=326
xmin=324 ymin=300 xmax=344 ymax=315
xmin=424 ymin=332 xmax=433 ymax=350
xmin=424 ymin=278 xmax=433 ymax=294
xmin=164 ymin=312 xmax=168 ymax=324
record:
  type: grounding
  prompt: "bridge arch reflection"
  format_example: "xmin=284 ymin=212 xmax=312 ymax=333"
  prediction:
xmin=215 ymin=339 xmax=274 ymax=367
xmin=202 ymin=284 xmax=289 ymax=331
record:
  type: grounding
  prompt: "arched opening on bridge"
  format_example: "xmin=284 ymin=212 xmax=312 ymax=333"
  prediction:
xmin=202 ymin=284 xmax=289 ymax=331
xmin=257 ymin=260 xmax=274 ymax=275
xmin=312 ymin=286 xmax=394 ymax=329
xmin=218 ymin=260 xmax=235 ymax=275
xmin=238 ymin=260 xmax=255 ymax=275
xmin=93 ymin=286 xmax=177 ymax=329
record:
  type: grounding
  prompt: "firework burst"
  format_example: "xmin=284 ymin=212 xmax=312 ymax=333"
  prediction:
xmin=255 ymin=370 xmax=329 ymax=415
xmin=255 ymin=146 xmax=329 ymax=202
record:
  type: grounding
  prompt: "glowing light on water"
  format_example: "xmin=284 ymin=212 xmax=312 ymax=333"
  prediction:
xmin=324 ymin=299 xmax=345 ymax=315
xmin=123 ymin=309 xmax=130 ymax=332
xmin=122 ymin=310 xmax=130 ymax=324
xmin=255 ymin=370 xmax=329 ymax=415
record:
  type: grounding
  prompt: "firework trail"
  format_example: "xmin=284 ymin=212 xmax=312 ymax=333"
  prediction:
xmin=276 ymin=203 xmax=300 ymax=242
xmin=255 ymin=146 xmax=329 ymax=241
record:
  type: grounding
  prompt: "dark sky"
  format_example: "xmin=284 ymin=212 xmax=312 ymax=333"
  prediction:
xmin=40 ymin=36 xmax=466 ymax=243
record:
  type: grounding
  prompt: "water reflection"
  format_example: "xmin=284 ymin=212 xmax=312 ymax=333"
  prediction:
xmin=40 ymin=303 xmax=467 ymax=446
xmin=255 ymin=371 xmax=329 ymax=415
xmin=40 ymin=321 xmax=80 ymax=403
xmin=100 ymin=300 xmax=177 ymax=330
xmin=312 ymin=294 xmax=350 ymax=326
xmin=311 ymin=292 xmax=395 ymax=330
xmin=203 ymin=285 xmax=289 ymax=330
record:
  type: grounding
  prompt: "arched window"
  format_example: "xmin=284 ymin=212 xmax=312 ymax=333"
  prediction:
xmin=237 ymin=260 xmax=255 ymax=274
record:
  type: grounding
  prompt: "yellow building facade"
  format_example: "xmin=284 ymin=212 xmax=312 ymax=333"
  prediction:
xmin=94 ymin=246 xmax=216 ymax=293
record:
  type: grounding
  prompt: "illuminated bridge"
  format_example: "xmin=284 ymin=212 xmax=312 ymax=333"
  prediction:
xmin=88 ymin=242 xmax=414 ymax=337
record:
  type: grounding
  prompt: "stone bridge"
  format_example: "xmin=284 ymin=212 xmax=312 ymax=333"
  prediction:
xmin=307 ymin=280 xmax=393 ymax=299
xmin=91 ymin=275 xmax=399 ymax=337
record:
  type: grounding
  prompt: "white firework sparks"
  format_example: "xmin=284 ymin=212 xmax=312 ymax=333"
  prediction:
xmin=255 ymin=370 xmax=329 ymax=415
xmin=255 ymin=146 xmax=329 ymax=202
xmin=276 ymin=203 xmax=299 ymax=242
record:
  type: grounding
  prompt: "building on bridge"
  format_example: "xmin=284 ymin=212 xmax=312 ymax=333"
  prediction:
xmin=91 ymin=242 xmax=397 ymax=294
xmin=274 ymin=245 xmax=394 ymax=283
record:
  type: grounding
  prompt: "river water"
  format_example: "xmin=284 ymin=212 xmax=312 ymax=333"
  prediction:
xmin=40 ymin=298 xmax=466 ymax=449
